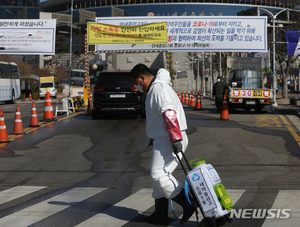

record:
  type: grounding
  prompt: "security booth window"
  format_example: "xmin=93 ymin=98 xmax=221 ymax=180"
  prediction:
xmin=228 ymin=69 xmax=261 ymax=89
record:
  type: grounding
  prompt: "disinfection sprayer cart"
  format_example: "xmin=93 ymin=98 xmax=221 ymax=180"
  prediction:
xmin=174 ymin=152 xmax=233 ymax=226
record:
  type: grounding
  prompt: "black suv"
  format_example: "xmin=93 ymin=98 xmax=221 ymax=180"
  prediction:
xmin=92 ymin=71 xmax=146 ymax=119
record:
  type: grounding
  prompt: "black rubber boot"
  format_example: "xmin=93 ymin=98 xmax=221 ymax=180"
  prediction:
xmin=143 ymin=197 xmax=169 ymax=223
xmin=200 ymin=217 xmax=217 ymax=227
xmin=172 ymin=189 xmax=196 ymax=225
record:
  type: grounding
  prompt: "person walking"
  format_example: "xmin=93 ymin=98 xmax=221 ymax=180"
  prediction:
xmin=130 ymin=64 xmax=195 ymax=225
xmin=212 ymin=76 xmax=228 ymax=113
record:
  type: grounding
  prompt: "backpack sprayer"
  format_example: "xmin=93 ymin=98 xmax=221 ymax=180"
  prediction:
xmin=174 ymin=152 xmax=233 ymax=227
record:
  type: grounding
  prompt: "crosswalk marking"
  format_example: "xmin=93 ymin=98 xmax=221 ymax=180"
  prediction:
xmin=262 ymin=190 xmax=300 ymax=227
xmin=76 ymin=188 xmax=154 ymax=227
xmin=168 ymin=189 xmax=245 ymax=227
xmin=0 ymin=186 xmax=299 ymax=227
xmin=0 ymin=186 xmax=47 ymax=205
xmin=0 ymin=187 xmax=107 ymax=227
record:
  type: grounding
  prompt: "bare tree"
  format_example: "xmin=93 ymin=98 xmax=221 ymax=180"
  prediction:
xmin=273 ymin=11 xmax=300 ymax=98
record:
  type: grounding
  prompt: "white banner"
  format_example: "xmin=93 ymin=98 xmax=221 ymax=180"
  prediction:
xmin=248 ymin=51 xmax=270 ymax=72
xmin=227 ymin=57 xmax=261 ymax=69
xmin=95 ymin=16 xmax=267 ymax=52
xmin=0 ymin=20 xmax=56 ymax=55
xmin=204 ymin=68 xmax=209 ymax=78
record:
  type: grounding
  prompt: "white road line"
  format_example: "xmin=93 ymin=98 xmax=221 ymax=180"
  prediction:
xmin=262 ymin=190 xmax=300 ymax=227
xmin=0 ymin=186 xmax=47 ymax=205
xmin=168 ymin=189 xmax=246 ymax=227
xmin=76 ymin=188 xmax=154 ymax=227
xmin=0 ymin=187 xmax=107 ymax=227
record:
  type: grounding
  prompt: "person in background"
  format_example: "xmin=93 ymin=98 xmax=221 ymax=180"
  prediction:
xmin=212 ymin=75 xmax=229 ymax=113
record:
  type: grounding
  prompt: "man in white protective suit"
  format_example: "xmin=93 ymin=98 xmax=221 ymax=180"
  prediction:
xmin=130 ymin=64 xmax=196 ymax=225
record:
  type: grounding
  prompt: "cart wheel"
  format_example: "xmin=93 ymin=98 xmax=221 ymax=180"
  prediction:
xmin=199 ymin=217 xmax=217 ymax=227
xmin=216 ymin=216 xmax=227 ymax=226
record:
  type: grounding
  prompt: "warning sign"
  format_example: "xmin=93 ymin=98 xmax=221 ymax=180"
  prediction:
xmin=87 ymin=22 xmax=167 ymax=45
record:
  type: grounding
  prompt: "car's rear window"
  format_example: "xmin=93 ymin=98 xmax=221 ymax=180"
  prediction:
xmin=40 ymin=82 xmax=54 ymax=88
xmin=97 ymin=72 xmax=132 ymax=85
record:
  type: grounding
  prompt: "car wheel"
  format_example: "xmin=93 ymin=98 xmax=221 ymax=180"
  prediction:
xmin=92 ymin=110 xmax=100 ymax=119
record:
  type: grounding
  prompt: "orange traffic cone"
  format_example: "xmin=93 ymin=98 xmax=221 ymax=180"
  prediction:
xmin=184 ymin=92 xmax=189 ymax=105
xmin=43 ymin=92 xmax=56 ymax=122
xmin=220 ymin=95 xmax=229 ymax=121
xmin=190 ymin=92 xmax=195 ymax=107
xmin=12 ymin=105 xmax=25 ymax=135
xmin=195 ymin=92 xmax=203 ymax=110
xmin=178 ymin=91 xmax=181 ymax=102
xmin=29 ymin=102 xmax=39 ymax=127
xmin=29 ymin=93 xmax=32 ymax=101
xmin=23 ymin=93 xmax=26 ymax=102
xmin=0 ymin=110 xmax=10 ymax=143
xmin=181 ymin=92 xmax=185 ymax=104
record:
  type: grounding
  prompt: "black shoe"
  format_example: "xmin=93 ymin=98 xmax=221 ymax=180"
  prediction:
xmin=143 ymin=197 xmax=169 ymax=223
xmin=172 ymin=189 xmax=196 ymax=225
xmin=200 ymin=217 xmax=217 ymax=227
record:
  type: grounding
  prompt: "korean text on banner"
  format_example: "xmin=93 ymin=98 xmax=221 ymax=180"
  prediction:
xmin=95 ymin=16 xmax=268 ymax=52
xmin=0 ymin=19 xmax=56 ymax=55
xmin=87 ymin=22 xmax=167 ymax=45
xmin=227 ymin=57 xmax=261 ymax=69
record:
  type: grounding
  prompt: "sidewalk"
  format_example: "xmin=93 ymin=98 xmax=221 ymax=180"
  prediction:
xmin=273 ymin=91 xmax=300 ymax=118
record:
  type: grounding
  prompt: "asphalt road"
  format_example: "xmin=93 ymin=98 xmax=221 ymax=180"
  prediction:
xmin=0 ymin=98 xmax=299 ymax=227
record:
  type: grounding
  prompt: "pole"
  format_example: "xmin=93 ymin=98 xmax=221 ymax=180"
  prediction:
xmin=173 ymin=60 xmax=181 ymax=91
xmin=197 ymin=55 xmax=200 ymax=93
xmin=202 ymin=52 xmax=205 ymax=97
xmin=272 ymin=18 xmax=278 ymax=107
xmin=191 ymin=58 xmax=194 ymax=92
xmin=219 ymin=52 xmax=222 ymax=78
xmin=210 ymin=52 xmax=213 ymax=97
xmin=68 ymin=0 xmax=73 ymax=98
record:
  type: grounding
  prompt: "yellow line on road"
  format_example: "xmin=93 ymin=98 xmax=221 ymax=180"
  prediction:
xmin=279 ymin=115 xmax=300 ymax=147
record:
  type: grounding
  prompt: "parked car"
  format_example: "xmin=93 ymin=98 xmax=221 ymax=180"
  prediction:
xmin=92 ymin=71 xmax=146 ymax=119
xmin=39 ymin=81 xmax=56 ymax=99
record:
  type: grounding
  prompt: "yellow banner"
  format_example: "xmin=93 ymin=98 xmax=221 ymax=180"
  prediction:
xmin=40 ymin=76 xmax=54 ymax=83
xmin=87 ymin=22 xmax=167 ymax=45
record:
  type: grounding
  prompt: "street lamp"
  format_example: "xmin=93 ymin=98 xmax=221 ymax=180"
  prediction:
xmin=92 ymin=63 xmax=98 ymax=70
xmin=257 ymin=7 xmax=289 ymax=107
xmin=196 ymin=53 xmax=207 ymax=97
xmin=185 ymin=55 xmax=197 ymax=92
xmin=172 ymin=60 xmax=181 ymax=91
xmin=68 ymin=0 xmax=74 ymax=97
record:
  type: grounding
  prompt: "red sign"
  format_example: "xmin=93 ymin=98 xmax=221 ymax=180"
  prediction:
xmin=263 ymin=90 xmax=270 ymax=97
xmin=233 ymin=89 xmax=240 ymax=97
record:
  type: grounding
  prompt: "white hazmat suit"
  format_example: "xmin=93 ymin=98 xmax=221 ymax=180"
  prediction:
xmin=146 ymin=68 xmax=188 ymax=199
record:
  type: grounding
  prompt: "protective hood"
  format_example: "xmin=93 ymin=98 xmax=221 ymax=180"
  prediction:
xmin=153 ymin=68 xmax=171 ymax=84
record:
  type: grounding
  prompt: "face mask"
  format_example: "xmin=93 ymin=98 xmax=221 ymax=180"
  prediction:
xmin=135 ymin=85 xmax=143 ymax=92
xmin=139 ymin=78 xmax=144 ymax=88
xmin=217 ymin=79 xmax=221 ymax=82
